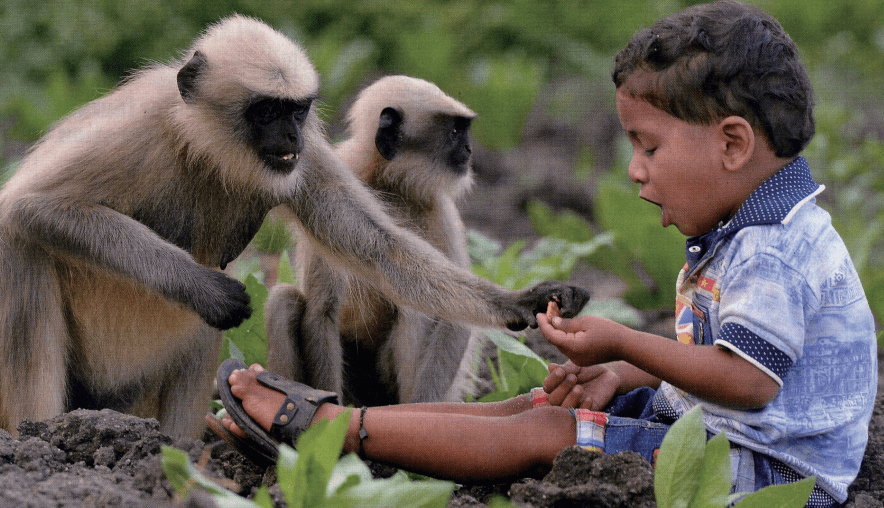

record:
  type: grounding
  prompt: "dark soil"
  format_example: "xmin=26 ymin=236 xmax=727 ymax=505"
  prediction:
xmin=0 ymin=356 xmax=880 ymax=508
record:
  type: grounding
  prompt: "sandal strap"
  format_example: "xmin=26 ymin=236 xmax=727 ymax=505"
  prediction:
xmin=256 ymin=370 xmax=339 ymax=444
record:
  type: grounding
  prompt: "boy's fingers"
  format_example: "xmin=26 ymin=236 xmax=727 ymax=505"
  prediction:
xmin=580 ymin=395 xmax=595 ymax=410
xmin=546 ymin=373 xmax=577 ymax=406
xmin=543 ymin=366 xmax=566 ymax=393
xmin=560 ymin=383 xmax=584 ymax=409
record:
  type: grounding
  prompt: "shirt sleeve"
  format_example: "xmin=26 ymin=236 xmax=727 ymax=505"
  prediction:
xmin=715 ymin=323 xmax=793 ymax=386
xmin=714 ymin=251 xmax=813 ymax=387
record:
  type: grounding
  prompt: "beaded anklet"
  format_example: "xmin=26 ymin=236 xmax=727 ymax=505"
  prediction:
xmin=357 ymin=406 xmax=369 ymax=459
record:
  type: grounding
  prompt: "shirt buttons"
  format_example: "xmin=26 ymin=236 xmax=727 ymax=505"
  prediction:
xmin=688 ymin=246 xmax=702 ymax=253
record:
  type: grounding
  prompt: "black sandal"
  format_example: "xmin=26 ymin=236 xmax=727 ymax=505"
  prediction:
xmin=208 ymin=358 xmax=339 ymax=467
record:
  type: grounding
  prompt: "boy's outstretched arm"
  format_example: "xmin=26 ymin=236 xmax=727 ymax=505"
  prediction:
xmin=536 ymin=312 xmax=779 ymax=409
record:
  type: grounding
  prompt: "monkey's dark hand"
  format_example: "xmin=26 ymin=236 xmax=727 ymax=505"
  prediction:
xmin=196 ymin=270 xmax=253 ymax=330
xmin=507 ymin=281 xmax=589 ymax=331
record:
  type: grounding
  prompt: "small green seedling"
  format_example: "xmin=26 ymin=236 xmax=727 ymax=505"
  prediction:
xmin=162 ymin=410 xmax=454 ymax=508
xmin=655 ymin=405 xmax=815 ymax=508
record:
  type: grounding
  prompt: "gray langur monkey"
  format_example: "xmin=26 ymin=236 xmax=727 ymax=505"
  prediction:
xmin=266 ymin=76 xmax=483 ymax=404
xmin=0 ymin=16 xmax=588 ymax=439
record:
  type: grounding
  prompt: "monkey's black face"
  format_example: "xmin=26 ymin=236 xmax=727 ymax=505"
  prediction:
xmin=245 ymin=97 xmax=313 ymax=174
xmin=445 ymin=116 xmax=473 ymax=174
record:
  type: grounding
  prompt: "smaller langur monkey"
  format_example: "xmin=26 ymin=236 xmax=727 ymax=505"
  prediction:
xmin=267 ymin=76 xmax=479 ymax=403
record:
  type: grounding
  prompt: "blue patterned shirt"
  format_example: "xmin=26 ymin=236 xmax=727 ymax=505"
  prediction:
xmin=656 ymin=157 xmax=877 ymax=502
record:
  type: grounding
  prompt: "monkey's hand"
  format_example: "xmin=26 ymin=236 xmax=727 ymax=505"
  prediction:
xmin=508 ymin=281 xmax=589 ymax=331
xmin=194 ymin=270 xmax=252 ymax=330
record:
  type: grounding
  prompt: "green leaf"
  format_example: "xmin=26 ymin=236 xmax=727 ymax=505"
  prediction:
xmin=252 ymin=215 xmax=292 ymax=254
xmin=223 ymin=274 xmax=269 ymax=367
xmin=732 ymin=476 xmax=816 ymax=508
xmin=488 ymin=494 xmax=519 ymax=508
xmin=687 ymin=432 xmax=732 ymax=508
xmin=276 ymin=444 xmax=303 ymax=508
xmin=466 ymin=230 xmax=503 ymax=265
xmin=277 ymin=250 xmax=296 ymax=285
xmin=479 ymin=331 xmax=550 ymax=401
xmin=517 ymin=356 xmax=550 ymax=394
xmin=594 ymin=175 xmax=685 ymax=309
xmin=526 ymin=200 xmax=594 ymax=242
xmin=485 ymin=330 xmax=549 ymax=366
xmin=278 ymin=409 xmax=352 ymax=508
xmin=654 ymin=406 xmax=706 ymax=508
xmin=581 ymin=298 xmax=645 ymax=328
xmin=161 ymin=446 xmax=266 ymax=508
xmin=334 ymin=470 xmax=454 ymax=508
xmin=250 ymin=486 xmax=274 ymax=508
xmin=327 ymin=453 xmax=374 ymax=496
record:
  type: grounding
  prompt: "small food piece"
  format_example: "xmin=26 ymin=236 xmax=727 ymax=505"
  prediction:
xmin=546 ymin=301 xmax=562 ymax=321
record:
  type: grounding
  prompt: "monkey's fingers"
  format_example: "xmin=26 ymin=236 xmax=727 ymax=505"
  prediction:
xmin=197 ymin=271 xmax=253 ymax=330
xmin=514 ymin=281 xmax=589 ymax=328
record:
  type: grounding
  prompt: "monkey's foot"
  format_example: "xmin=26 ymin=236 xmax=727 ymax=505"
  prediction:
xmin=209 ymin=358 xmax=340 ymax=467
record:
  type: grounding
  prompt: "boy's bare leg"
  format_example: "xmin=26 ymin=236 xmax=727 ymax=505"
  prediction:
xmin=221 ymin=365 xmax=577 ymax=482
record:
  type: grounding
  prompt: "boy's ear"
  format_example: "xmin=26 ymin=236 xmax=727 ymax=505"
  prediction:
xmin=718 ymin=116 xmax=755 ymax=172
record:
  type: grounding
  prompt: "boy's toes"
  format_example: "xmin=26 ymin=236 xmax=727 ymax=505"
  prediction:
xmin=221 ymin=414 xmax=247 ymax=439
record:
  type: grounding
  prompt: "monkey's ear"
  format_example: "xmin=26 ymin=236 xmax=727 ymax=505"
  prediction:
xmin=177 ymin=51 xmax=208 ymax=105
xmin=375 ymin=107 xmax=403 ymax=161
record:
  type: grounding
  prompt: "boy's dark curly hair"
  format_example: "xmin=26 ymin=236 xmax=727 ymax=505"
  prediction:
xmin=612 ymin=0 xmax=814 ymax=158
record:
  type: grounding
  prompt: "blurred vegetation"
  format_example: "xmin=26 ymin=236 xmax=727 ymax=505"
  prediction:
xmin=1 ymin=0 xmax=883 ymax=338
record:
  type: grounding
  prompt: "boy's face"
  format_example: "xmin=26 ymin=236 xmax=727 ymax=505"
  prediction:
xmin=615 ymin=86 xmax=743 ymax=237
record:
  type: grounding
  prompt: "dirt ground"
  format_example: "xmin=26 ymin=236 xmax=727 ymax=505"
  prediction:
xmin=1 ymin=86 xmax=881 ymax=508
xmin=0 ymin=349 xmax=880 ymax=508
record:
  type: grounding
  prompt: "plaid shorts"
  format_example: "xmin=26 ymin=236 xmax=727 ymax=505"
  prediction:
xmin=530 ymin=387 xmax=608 ymax=452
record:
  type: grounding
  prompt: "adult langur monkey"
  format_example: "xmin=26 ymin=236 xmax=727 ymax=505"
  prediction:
xmin=0 ymin=16 xmax=588 ymax=439
xmin=267 ymin=76 xmax=483 ymax=405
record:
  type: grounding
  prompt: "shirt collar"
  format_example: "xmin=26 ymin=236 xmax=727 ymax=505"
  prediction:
xmin=685 ymin=156 xmax=824 ymax=270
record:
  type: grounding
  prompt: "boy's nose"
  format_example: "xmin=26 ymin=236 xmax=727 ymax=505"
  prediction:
xmin=627 ymin=158 xmax=648 ymax=184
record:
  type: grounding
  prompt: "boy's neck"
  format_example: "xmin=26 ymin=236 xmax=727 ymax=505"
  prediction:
xmin=723 ymin=142 xmax=797 ymax=226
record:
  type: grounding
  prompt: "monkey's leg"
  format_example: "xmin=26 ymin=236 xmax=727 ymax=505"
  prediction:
xmin=387 ymin=314 xmax=479 ymax=403
xmin=145 ymin=324 xmax=222 ymax=439
xmin=266 ymin=283 xmax=307 ymax=381
xmin=298 ymin=295 xmax=346 ymax=395
xmin=0 ymin=250 xmax=68 ymax=435
xmin=266 ymin=282 xmax=344 ymax=395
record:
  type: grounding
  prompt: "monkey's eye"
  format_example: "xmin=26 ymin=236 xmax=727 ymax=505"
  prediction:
xmin=247 ymin=99 xmax=285 ymax=125
xmin=291 ymin=99 xmax=313 ymax=123
xmin=449 ymin=117 xmax=471 ymax=141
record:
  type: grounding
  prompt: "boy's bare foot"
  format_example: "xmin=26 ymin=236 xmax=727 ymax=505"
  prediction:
xmin=220 ymin=364 xmax=344 ymax=439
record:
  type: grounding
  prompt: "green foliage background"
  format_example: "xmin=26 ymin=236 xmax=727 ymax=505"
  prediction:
xmin=1 ymin=0 xmax=882 ymax=337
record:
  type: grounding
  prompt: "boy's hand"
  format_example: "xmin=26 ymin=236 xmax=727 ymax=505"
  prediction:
xmin=542 ymin=361 xmax=620 ymax=411
xmin=537 ymin=303 xmax=622 ymax=367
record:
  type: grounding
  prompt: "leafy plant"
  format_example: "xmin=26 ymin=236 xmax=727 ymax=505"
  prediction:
xmin=162 ymin=410 xmax=455 ymax=508
xmin=162 ymin=445 xmax=274 ymax=507
xmin=221 ymin=274 xmax=269 ymax=368
xmin=251 ymin=215 xmax=292 ymax=254
xmin=655 ymin=405 xmax=815 ymax=508
xmin=478 ymin=330 xmax=550 ymax=402
xmin=468 ymin=229 xmax=611 ymax=291
xmin=591 ymin=173 xmax=686 ymax=310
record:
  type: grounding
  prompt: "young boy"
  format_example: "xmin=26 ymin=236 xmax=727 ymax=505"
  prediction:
xmin=212 ymin=1 xmax=876 ymax=505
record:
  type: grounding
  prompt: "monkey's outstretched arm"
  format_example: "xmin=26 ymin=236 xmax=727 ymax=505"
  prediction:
xmin=288 ymin=150 xmax=589 ymax=330
xmin=6 ymin=195 xmax=251 ymax=329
